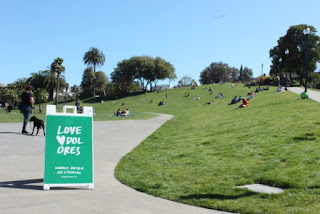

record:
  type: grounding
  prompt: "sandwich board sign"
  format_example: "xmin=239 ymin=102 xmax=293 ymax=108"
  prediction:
xmin=43 ymin=105 xmax=94 ymax=190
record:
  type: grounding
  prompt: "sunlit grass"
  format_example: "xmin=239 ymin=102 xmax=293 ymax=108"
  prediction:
xmin=114 ymin=84 xmax=320 ymax=213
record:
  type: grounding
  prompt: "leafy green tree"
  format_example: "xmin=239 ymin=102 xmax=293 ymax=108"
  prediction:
xmin=178 ymin=75 xmax=195 ymax=87
xmin=95 ymin=71 xmax=108 ymax=96
xmin=83 ymin=47 xmax=105 ymax=97
xmin=241 ymin=67 xmax=253 ymax=82
xmin=111 ymin=61 xmax=136 ymax=95
xmin=10 ymin=78 xmax=27 ymax=94
xmin=50 ymin=57 xmax=65 ymax=105
xmin=153 ymin=57 xmax=176 ymax=89
xmin=199 ymin=62 xmax=240 ymax=84
xmin=33 ymin=70 xmax=58 ymax=101
xmin=270 ymin=24 xmax=320 ymax=85
xmin=0 ymin=87 xmax=18 ymax=106
xmin=0 ymin=78 xmax=27 ymax=105
xmin=27 ymin=71 xmax=47 ymax=90
xmin=70 ymin=85 xmax=80 ymax=94
xmin=111 ymin=56 xmax=176 ymax=93
xmin=33 ymin=88 xmax=47 ymax=113
xmin=80 ymin=67 xmax=95 ymax=98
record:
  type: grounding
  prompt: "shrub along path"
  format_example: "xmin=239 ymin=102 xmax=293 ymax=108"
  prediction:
xmin=288 ymin=87 xmax=320 ymax=102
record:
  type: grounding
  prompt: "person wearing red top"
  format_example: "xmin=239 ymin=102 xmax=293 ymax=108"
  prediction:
xmin=239 ymin=99 xmax=249 ymax=108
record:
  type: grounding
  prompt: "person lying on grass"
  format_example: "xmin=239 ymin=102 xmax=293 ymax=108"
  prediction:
xmin=228 ymin=96 xmax=239 ymax=105
xmin=192 ymin=96 xmax=200 ymax=100
xmin=204 ymin=101 xmax=214 ymax=106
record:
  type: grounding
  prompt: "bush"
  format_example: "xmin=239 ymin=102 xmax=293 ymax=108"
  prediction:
xmin=254 ymin=75 xmax=277 ymax=85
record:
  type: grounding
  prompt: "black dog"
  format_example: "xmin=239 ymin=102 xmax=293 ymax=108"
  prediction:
xmin=29 ymin=116 xmax=45 ymax=136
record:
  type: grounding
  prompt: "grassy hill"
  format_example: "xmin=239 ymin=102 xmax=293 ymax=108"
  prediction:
xmin=3 ymin=84 xmax=320 ymax=213
xmin=113 ymin=84 xmax=320 ymax=213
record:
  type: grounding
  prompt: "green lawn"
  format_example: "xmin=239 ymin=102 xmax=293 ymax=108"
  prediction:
xmin=0 ymin=100 xmax=157 ymax=123
xmin=3 ymin=84 xmax=320 ymax=213
xmin=113 ymin=84 xmax=320 ymax=213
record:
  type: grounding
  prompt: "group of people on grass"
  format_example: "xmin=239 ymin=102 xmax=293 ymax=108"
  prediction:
xmin=114 ymin=108 xmax=130 ymax=117
xmin=228 ymin=96 xmax=249 ymax=108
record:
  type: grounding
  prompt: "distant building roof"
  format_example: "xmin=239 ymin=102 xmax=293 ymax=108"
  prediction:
xmin=0 ymin=83 xmax=6 ymax=88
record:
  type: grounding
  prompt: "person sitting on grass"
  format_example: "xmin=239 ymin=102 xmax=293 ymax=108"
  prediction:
xmin=228 ymin=96 xmax=239 ymax=105
xmin=215 ymin=92 xmax=224 ymax=99
xmin=158 ymin=101 xmax=164 ymax=106
xmin=238 ymin=98 xmax=249 ymax=109
xmin=122 ymin=109 xmax=130 ymax=116
xmin=276 ymin=87 xmax=283 ymax=92
xmin=113 ymin=108 xmax=122 ymax=116
xmin=204 ymin=101 xmax=214 ymax=106
xmin=247 ymin=91 xmax=255 ymax=100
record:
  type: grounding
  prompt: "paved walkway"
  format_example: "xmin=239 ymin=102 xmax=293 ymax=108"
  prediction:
xmin=288 ymin=87 xmax=320 ymax=102
xmin=0 ymin=114 xmax=229 ymax=214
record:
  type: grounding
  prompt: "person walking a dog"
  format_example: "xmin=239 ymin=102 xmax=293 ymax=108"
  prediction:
xmin=20 ymin=85 xmax=34 ymax=134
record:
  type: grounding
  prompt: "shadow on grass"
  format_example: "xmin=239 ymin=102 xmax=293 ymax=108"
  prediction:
xmin=180 ymin=192 xmax=256 ymax=200
xmin=308 ymin=185 xmax=320 ymax=189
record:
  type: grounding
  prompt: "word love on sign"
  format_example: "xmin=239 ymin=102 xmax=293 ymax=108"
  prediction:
xmin=56 ymin=126 xmax=83 ymax=156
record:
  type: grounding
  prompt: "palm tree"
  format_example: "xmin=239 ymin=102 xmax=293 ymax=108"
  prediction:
xmin=33 ymin=88 xmax=47 ymax=113
xmin=83 ymin=47 xmax=105 ymax=97
xmin=50 ymin=57 xmax=65 ymax=105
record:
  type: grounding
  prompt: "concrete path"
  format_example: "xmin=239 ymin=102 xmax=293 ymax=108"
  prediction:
xmin=0 ymin=114 xmax=229 ymax=214
xmin=288 ymin=87 xmax=320 ymax=102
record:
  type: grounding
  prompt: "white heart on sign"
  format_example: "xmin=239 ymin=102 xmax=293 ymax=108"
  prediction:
xmin=56 ymin=135 xmax=65 ymax=146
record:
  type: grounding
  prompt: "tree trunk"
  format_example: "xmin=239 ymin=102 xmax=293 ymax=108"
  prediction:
xmin=55 ymin=73 xmax=60 ymax=106
xmin=93 ymin=64 xmax=96 ymax=97
xmin=49 ymin=88 xmax=54 ymax=101
xmin=150 ymin=82 xmax=153 ymax=92
xmin=289 ymin=71 xmax=292 ymax=82
xmin=39 ymin=97 xmax=42 ymax=114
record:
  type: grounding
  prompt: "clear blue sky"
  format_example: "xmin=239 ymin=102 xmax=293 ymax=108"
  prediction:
xmin=1 ymin=0 xmax=319 ymax=86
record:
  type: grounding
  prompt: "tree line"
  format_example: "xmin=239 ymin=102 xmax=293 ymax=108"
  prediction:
xmin=199 ymin=62 xmax=252 ymax=84
xmin=0 ymin=48 xmax=177 ymax=106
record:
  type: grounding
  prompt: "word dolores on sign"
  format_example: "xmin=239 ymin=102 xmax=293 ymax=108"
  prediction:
xmin=56 ymin=126 xmax=84 ymax=156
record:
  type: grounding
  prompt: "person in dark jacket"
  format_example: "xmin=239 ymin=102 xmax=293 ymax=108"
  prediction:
xmin=20 ymin=85 xmax=34 ymax=134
